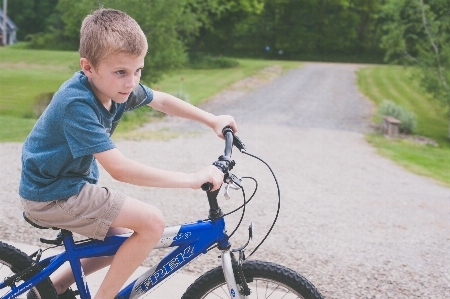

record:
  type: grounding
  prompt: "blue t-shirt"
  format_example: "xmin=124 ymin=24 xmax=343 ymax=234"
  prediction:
xmin=19 ymin=71 xmax=153 ymax=202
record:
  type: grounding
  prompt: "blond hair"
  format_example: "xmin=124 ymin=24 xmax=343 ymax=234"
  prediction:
xmin=79 ymin=9 xmax=148 ymax=67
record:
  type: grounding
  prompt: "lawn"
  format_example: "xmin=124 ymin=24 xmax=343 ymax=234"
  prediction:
xmin=0 ymin=47 xmax=301 ymax=141
xmin=357 ymin=65 xmax=450 ymax=186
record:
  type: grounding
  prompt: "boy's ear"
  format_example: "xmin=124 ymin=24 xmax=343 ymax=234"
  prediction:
xmin=80 ymin=58 xmax=94 ymax=76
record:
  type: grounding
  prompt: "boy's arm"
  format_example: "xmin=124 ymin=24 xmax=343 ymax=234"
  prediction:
xmin=93 ymin=148 xmax=224 ymax=190
xmin=149 ymin=91 xmax=237 ymax=137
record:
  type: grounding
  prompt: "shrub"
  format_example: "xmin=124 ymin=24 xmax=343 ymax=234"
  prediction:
xmin=33 ymin=92 xmax=54 ymax=117
xmin=186 ymin=53 xmax=239 ymax=69
xmin=379 ymin=100 xmax=417 ymax=134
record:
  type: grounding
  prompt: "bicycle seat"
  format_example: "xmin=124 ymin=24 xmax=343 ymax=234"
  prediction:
xmin=23 ymin=212 xmax=59 ymax=230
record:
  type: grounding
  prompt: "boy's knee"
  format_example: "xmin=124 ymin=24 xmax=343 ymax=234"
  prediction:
xmin=150 ymin=208 xmax=165 ymax=235
xmin=140 ymin=207 xmax=165 ymax=236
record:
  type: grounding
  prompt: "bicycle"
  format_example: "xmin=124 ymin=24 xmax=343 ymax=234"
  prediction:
xmin=0 ymin=127 xmax=324 ymax=299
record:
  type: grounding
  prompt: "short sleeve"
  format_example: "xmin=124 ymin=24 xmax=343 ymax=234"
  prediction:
xmin=63 ymin=102 xmax=116 ymax=158
xmin=125 ymin=83 xmax=153 ymax=111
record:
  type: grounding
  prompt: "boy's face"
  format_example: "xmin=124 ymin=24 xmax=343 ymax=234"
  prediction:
xmin=81 ymin=52 xmax=145 ymax=106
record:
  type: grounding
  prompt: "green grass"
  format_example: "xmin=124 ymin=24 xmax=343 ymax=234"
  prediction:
xmin=366 ymin=134 xmax=450 ymax=186
xmin=0 ymin=47 xmax=79 ymax=68
xmin=0 ymin=48 xmax=78 ymax=118
xmin=0 ymin=68 xmax=75 ymax=118
xmin=0 ymin=47 xmax=301 ymax=142
xmin=0 ymin=116 xmax=37 ymax=142
xmin=357 ymin=65 xmax=450 ymax=186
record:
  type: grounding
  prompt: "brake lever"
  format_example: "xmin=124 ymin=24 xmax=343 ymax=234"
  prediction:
xmin=225 ymin=173 xmax=242 ymax=188
xmin=224 ymin=173 xmax=242 ymax=200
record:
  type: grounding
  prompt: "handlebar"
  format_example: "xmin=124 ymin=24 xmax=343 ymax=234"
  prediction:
xmin=202 ymin=126 xmax=246 ymax=219
xmin=201 ymin=126 xmax=241 ymax=191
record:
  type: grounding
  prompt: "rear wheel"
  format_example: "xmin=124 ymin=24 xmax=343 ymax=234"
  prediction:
xmin=0 ymin=241 xmax=57 ymax=299
xmin=181 ymin=260 xmax=323 ymax=299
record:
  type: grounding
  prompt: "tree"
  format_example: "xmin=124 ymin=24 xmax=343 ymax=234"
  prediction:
xmin=381 ymin=0 xmax=450 ymax=139
xmin=24 ymin=0 xmax=226 ymax=83
xmin=189 ymin=0 xmax=264 ymax=55
xmin=7 ymin=0 xmax=58 ymax=40
xmin=194 ymin=0 xmax=383 ymax=62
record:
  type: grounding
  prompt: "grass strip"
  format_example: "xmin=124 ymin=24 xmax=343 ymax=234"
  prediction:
xmin=367 ymin=134 xmax=450 ymax=187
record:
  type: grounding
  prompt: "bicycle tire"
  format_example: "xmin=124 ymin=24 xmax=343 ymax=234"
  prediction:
xmin=0 ymin=241 xmax=57 ymax=299
xmin=181 ymin=260 xmax=324 ymax=299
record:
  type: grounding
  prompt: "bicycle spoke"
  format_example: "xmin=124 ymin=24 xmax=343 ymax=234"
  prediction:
xmin=219 ymin=285 xmax=231 ymax=298
xmin=203 ymin=278 xmax=306 ymax=299
xmin=266 ymin=284 xmax=281 ymax=298
xmin=251 ymin=279 xmax=303 ymax=299
xmin=207 ymin=285 xmax=231 ymax=299
xmin=256 ymin=280 xmax=259 ymax=299
xmin=280 ymin=290 xmax=293 ymax=299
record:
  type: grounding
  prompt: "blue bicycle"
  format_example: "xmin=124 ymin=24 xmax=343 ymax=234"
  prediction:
xmin=0 ymin=128 xmax=323 ymax=299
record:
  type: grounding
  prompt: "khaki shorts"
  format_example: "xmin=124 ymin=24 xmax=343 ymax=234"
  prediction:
xmin=21 ymin=184 xmax=126 ymax=240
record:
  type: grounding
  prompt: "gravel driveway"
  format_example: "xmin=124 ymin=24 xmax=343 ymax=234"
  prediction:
xmin=1 ymin=62 xmax=449 ymax=299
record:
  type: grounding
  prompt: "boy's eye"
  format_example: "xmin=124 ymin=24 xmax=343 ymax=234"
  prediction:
xmin=117 ymin=70 xmax=126 ymax=75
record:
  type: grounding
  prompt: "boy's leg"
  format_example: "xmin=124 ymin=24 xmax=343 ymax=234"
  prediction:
xmin=50 ymin=228 xmax=131 ymax=294
xmin=50 ymin=197 xmax=164 ymax=298
xmin=94 ymin=197 xmax=164 ymax=299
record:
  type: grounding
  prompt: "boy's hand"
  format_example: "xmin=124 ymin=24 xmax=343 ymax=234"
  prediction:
xmin=191 ymin=165 xmax=224 ymax=191
xmin=211 ymin=115 xmax=238 ymax=139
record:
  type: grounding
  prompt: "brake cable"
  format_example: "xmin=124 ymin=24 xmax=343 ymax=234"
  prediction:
xmin=242 ymin=151 xmax=281 ymax=258
xmin=206 ymin=151 xmax=281 ymax=259
xmin=222 ymin=177 xmax=258 ymax=217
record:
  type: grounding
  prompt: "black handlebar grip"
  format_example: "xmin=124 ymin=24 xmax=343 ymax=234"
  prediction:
xmin=201 ymin=182 xmax=213 ymax=191
xmin=201 ymin=126 xmax=234 ymax=193
xmin=222 ymin=126 xmax=234 ymax=136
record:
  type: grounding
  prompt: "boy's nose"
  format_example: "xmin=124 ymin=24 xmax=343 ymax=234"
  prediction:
xmin=125 ymin=76 xmax=136 ymax=89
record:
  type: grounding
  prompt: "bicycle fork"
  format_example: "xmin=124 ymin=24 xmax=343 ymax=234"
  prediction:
xmin=221 ymin=226 xmax=254 ymax=298
xmin=222 ymin=251 xmax=242 ymax=299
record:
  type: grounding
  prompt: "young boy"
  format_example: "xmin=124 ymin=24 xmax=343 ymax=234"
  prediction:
xmin=19 ymin=8 xmax=237 ymax=299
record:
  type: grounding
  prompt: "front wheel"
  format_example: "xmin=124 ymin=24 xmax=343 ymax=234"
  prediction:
xmin=0 ymin=241 xmax=57 ymax=299
xmin=181 ymin=260 xmax=323 ymax=299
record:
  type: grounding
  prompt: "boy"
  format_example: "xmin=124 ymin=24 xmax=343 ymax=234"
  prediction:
xmin=20 ymin=8 xmax=237 ymax=299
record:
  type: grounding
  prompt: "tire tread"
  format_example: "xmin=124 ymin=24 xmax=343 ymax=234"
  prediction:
xmin=181 ymin=260 xmax=323 ymax=299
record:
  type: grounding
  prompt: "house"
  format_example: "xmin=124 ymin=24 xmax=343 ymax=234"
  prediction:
xmin=0 ymin=8 xmax=18 ymax=45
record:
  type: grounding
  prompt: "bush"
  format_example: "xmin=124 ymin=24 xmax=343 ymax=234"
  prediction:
xmin=33 ymin=92 xmax=54 ymax=117
xmin=379 ymin=100 xmax=417 ymax=134
xmin=26 ymin=31 xmax=78 ymax=51
xmin=186 ymin=53 xmax=239 ymax=69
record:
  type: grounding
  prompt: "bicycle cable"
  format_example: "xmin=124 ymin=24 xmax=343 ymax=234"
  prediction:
xmin=242 ymin=151 xmax=281 ymax=259
xmin=205 ymin=151 xmax=281 ymax=260
xmin=205 ymin=180 xmax=252 ymax=252
xmin=223 ymin=176 xmax=258 ymax=217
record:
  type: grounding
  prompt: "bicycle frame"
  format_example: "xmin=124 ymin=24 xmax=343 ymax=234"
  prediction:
xmin=0 ymin=217 xmax=243 ymax=299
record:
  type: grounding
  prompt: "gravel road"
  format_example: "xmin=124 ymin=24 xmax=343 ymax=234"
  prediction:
xmin=1 ymin=62 xmax=449 ymax=298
